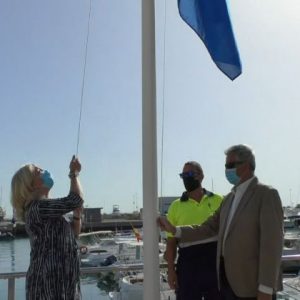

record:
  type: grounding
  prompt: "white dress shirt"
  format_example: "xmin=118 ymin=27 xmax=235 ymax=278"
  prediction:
xmin=222 ymin=177 xmax=255 ymax=254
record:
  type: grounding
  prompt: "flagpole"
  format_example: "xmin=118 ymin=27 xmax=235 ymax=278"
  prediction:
xmin=142 ymin=0 xmax=160 ymax=299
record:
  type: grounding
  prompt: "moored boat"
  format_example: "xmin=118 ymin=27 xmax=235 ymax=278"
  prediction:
xmin=0 ymin=231 xmax=14 ymax=241
xmin=108 ymin=272 xmax=176 ymax=300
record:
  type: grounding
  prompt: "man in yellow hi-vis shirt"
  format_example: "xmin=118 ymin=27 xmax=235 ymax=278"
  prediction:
xmin=165 ymin=161 xmax=222 ymax=300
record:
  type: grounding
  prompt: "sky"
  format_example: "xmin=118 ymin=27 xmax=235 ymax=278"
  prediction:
xmin=1 ymin=0 xmax=300 ymax=217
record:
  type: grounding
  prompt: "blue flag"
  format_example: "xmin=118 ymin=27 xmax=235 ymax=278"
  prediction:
xmin=178 ymin=0 xmax=242 ymax=80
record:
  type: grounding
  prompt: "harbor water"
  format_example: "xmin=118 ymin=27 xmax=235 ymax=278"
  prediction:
xmin=0 ymin=237 xmax=111 ymax=300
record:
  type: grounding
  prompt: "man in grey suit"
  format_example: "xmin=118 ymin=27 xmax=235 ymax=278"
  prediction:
xmin=158 ymin=144 xmax=283 ymax=300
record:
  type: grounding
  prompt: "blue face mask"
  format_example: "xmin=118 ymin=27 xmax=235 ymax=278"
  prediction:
xmin=41 ymin=170 xmax=54 ymax=189
xmin=225 ymin=168 xmax=240 ymax=186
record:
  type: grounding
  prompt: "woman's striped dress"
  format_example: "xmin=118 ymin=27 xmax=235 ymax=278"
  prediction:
xmin=25 ymin=192 xmax=83 ymax=300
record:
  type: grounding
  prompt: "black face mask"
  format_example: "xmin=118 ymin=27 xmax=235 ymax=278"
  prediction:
xmin=183 ymin=177 xmax=200 ymax=192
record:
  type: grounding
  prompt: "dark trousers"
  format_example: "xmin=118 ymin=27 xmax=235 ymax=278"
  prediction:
xmin=176 ymin=242 xmax=221 ymax=300
xmin=219 ymin=257 xmax=276 ymax=300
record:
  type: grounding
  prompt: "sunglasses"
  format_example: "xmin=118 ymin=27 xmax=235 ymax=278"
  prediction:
xmin=225 ymin=161 xmax=244 ymax=169
xmin=179 ymin=171 xmax=198 ymax=179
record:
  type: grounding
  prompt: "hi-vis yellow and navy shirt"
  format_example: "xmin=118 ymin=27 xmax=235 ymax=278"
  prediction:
xmin=167 ymin=190 xmax=223 ymax=247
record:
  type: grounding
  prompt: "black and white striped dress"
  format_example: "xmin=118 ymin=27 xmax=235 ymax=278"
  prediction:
xmin=25 ymin=192 xmax=83 ymax=300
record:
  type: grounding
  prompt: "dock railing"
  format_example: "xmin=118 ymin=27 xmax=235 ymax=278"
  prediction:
xmin=1 ymin=256 xmax=300 ymax=300
xmin=0 ymin=262 xmax=162 ymax=300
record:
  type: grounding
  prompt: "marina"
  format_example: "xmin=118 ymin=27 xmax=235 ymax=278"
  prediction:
xmin=2 ymin=225 xmax=300 ymax=300
xmin=0 ymin=233 xmax=173 ymax=300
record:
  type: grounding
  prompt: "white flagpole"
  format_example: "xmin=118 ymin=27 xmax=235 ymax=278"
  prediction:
xmin=142 ymin=0 xmax=160 ymax=299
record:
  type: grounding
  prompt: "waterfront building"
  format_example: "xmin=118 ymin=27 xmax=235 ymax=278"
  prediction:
xmin=158 ymin=196 xmax=177 ymax=215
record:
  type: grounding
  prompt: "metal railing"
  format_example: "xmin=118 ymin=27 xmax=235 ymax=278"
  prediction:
xmin=1 ymin=257 xmax=300 ymax=300
xmin=0 ymin=263 xmax=167 ymax=300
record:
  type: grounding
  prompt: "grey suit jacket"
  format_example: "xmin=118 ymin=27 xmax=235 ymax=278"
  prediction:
xmin=180 ymin=177 xmax=283 ymax=297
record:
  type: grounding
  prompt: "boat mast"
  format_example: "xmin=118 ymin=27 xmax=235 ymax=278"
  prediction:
xmin=142 ymin=0 xmax=160 ymax=299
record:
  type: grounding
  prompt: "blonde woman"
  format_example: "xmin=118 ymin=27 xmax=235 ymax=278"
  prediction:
xmin=11 ymin=155 xmax=84 ymax=300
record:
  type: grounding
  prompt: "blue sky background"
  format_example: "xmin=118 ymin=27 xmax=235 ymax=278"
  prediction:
xmin=1 ymin=0 xmax=300 ymax=217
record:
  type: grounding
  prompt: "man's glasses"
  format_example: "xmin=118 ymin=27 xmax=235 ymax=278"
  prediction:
xmin=225 ymin=161 xmax=244 ymax=169
xmin=179 ymin=171 xmax=198 ymax=179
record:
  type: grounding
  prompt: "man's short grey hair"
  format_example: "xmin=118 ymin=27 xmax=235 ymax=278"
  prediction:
xmin=184 ymin=161 xmax=204 ymax=177
xmin=225 ymin=144 xmax=256 ymax=171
